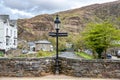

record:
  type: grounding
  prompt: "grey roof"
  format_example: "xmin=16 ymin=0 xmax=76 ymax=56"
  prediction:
xmin=35 ymin=40 xmax=51 ymax=44
xmin=28 ymin=42 xmax=35 ymax=46
xmin=0 ymin=15 xmax=9 ymax=23
xmin=0 ymin=15 xmax=17 ymax=27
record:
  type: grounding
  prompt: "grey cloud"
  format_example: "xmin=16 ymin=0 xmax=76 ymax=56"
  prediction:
xmin=3 ymin=0 xmax=34 ymax=10
xmin=2 ymin=0 xmax=71 ymax=14
xmin=0 ymin=0 xmax=117 ymax=19
xmin=0 ymin=1 xmax=33 ymax=19
xmin=1 ymin=0 xmax=73 ymax=19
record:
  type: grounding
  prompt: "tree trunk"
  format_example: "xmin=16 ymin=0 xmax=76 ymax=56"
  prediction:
xmin=93 ymin=51 xmax=97 ymax=59
xmin=98 ymin=52 xmax=102 ymax=59
xmin=96 ymin=48 xmax=103 ymax=59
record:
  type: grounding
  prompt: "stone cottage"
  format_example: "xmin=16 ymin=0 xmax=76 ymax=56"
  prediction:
xmin=28 ymin=42 xmax=35 ymax=52
xmin=35 ymin=40 xmax=53 ymax=51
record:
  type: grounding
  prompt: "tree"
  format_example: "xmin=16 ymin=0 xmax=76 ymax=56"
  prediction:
xmin=65 ymin=33 xmax=84 ymax=51
xmin=48 ymin=37 xmax=67 ymax=51
xmin=82 ymin=22 xmax=120 ymax=59
xmin=73 ymin=35 xmax=85 ymax=52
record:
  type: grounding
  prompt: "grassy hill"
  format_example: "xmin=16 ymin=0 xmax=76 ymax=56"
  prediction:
xmin=17 ymin=1 xmax=120 ymax=41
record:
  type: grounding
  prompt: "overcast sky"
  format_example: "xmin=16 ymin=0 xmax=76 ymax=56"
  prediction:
xmin=0 ymin=0 xmax=117 ymax=19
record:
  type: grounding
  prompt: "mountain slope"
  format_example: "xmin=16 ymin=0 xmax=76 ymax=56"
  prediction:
xmin=18 ymin=1 xmax=120 ymax=41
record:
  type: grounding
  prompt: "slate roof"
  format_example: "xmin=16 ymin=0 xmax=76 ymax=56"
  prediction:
xmin=35 ymin=40 xmax=51 ymax=44
xmin=28 ymin=42 xmax=35 ymax=46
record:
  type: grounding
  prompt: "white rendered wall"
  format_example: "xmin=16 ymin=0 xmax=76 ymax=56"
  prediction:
xmin=0 ymin=19 xmax=17 ymax=52
xmin=0 ymin=21 xmax=5 ymax=50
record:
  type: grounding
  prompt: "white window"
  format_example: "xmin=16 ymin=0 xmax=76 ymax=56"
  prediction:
xmin=6 ymin=38 xmax=9 ymax=45
xmin=14 ymin=31 xmax=15 ymax=36
xmin=6 ymin=28 xmax=8 ymax=36
xmin=11 ymin=30 xmax=12 ymax=36
xmin=14 ymin=39 xmax=16 ymax=45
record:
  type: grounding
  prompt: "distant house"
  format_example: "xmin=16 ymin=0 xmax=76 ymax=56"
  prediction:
xmin=28 ymin=42 xmax=35 ymax=52
xmin=35 ymin=40 xmax=53 ymax=51
xmin=0 ymin=15 xmax=17 ymax=52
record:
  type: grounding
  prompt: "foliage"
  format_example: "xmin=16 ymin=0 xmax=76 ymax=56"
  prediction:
xmin=82 ymin=22 xmax=120 ymax=59
xmin=17 ymin=44 xmax=23 ymax=49
xmin=48 ymin=36 xmax=67 ymax=51
xmin=17 ymin=51 xmax=55 ymax=58
xmin=72 ymin=35 xmax=85 ymax=51
xmin=48 ymin=37 xmax=56 ymax=47
xmin=0 ymin=51 xmax=4 ymax=57
xmin=18 ymin=53 xmax=36 ymax=58
xmin=37 ymin=51 xmax=55 ymax=57
xmin=75 ymin=52 xmax=94 ymax=59
xmin=64 ymin=33 xmax=85 ymax=51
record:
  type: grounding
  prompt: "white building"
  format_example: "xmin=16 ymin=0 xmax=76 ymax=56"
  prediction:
xmin=0 ymin=15 xmax=17 ymax=52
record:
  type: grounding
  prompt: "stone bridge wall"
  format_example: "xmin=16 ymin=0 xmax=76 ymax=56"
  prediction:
xmin=0 ymin=57 xmax=120 ymax=78
xmin=60 ymin=57 xmax=120 ymax=78
xmin=0 ymin=57 xmax=54 ymax=77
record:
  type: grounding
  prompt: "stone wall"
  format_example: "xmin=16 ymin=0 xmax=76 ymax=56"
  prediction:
xmin=0 ymin=57 xmax=120 ymax=78
xmin=60 ymin=57 xmax=120 ymax=78
xmin=0 ymin=57 xmax=54 ymax=77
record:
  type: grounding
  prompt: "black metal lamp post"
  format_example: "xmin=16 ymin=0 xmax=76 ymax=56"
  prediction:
xmin=54 ymin=15 xmax=61 ymax=74
xmin=49 ymin=15 xmax=68 ymax=74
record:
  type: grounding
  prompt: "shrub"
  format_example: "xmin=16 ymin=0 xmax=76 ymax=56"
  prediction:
xmin=0 ymin=51 xmax=4 ymax=57
xmin=37 ymin=51 xmax=55 ymax=57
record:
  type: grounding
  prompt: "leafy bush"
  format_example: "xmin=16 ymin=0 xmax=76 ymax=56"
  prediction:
xmin=0 ymin=51 xmax=4 ymax=57
xmin=16 ymin=51 xmax=55 ymax=58
xmin=37 ymin=51 xmax=55 ymax=57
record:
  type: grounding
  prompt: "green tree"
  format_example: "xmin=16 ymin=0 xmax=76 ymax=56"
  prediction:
xmin=73 ymin=35 xmax=85 ymax=51
xmin=65 ymin=33 xmax=85 ymax=51
xmin=59 ymin=39 xmax=66 ymax=51
xmin=82 ymin=22 xmax=120 ymax=59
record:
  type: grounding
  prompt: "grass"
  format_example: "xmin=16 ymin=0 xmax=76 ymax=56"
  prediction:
xmin=18 ymin=53 xmax=37 ymax=58
xmin=36 ymin=51 xmax=55 ymax=57
xmin=75 ymin=52 xmax=94 ymax=59
xmin=17 ymin=51 xmax=55 ymax=58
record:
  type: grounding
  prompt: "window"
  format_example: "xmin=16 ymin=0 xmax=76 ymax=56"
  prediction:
xmin=14 ymin=40 xmax=16 ymax=45
xmin=6 ymin=28 xmax=8 ymax=36
xmin=6 ymin=39 xmax=9 ymax=45
xmin=11 ymin=30 xmax=12 ymax=36
xmin=14 ymin=31 xmax=17 ymax=38
xmin=33 ymin=47 xmax=35 ymax=51
xmin=14 ymin=31 xmax=15 ymax=37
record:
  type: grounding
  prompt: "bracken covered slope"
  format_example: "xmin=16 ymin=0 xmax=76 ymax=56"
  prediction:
xmin=17 ymin=1 xmax=120 ymax=41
